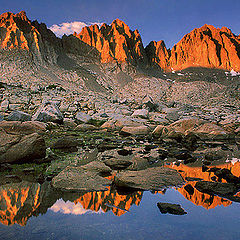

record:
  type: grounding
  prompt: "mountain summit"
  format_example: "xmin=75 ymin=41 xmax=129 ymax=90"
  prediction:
xmin=1 ymin=11 xmax=240 ymax=71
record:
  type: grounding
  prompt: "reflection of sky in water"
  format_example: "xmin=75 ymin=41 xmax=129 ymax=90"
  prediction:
xmin=1 ymin=189 xmax=239 ymax=240
xmin=50 ymin=200 xmax=104 ymax=215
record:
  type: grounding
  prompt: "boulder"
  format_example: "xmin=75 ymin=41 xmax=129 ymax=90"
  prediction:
xmin=7 ymin=110 xmax=31 ymax=122
xmin=75 ymin=123 xmax=98 ymax=132
xmin=81 ymin=161 xmax=112 ymax=175
xmin=114 ymin=167 xmax=184 ymax=190
xmin=0 ymin=99 xmax=9 ymax=112
xmin=0 ymin=132 xmax=46 ymax=164
xmin=32 ymin=101 xmax=63 ymax=123
xmin=0 ymin=121 xmax=46 ymax=135
xmin=103 ymin=158 xmax=133 ymax=170
xmin=132 ymin=109 xmax=149 ymax=119
xmin=193 ymin=123 xmax=234 ymax=140
xmin=75 ymin=112 xmax=91 ymax=123
xmin=51 ymin=165 xmax=112 ymax=192
xmin=153 ymin=118 xmax=234 ymax=140
xmin=0 ymin=114 xmax=3 ymax=121
xmin=157 ymin=202 xmax=187 ymax=215
xmin=120 ymin=126 xmax=150 ymax=136
xmin=51 ymin=136 xmax=79 ymax=150
xmin=63 ymin=118 xmax=78 ymax=129
xmin=195 ymin=181 xmax=239 ymax=196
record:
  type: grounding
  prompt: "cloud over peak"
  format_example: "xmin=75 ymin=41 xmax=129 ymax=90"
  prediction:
xmin=49 ymin=21 xmax=102 ymax=37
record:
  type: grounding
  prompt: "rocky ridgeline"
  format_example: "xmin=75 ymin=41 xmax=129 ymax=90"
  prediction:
xmin=1 ymin=11 xmax=240 ymax=72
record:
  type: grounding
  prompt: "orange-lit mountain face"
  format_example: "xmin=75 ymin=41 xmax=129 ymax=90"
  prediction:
xmin=73 ymin=19 xmax=146 ymax=65
xmin=0 ymin=11 xmax=61 ymax=64
xmin=146 ymin=24 xmax=240 ymax=71
xmin=1 ymin=11 xmax=240 ymax=72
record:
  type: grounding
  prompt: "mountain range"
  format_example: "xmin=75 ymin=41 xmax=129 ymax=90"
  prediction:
xmin=1 ymin=11 xmax=240 ymax=72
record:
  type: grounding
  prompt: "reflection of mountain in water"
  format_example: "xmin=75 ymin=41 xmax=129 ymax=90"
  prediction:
xmin=1 ymin=161 xmax=239 ymax=226
xmin=0 ymin=182 xmax=41 ymax=226
xmin=0 ymin=181 xmax=142 ymax=226
xmin=74 ymin=188 xmax=143 ymax=216
xmin=168 ymin=161 xmax=240 ymax=209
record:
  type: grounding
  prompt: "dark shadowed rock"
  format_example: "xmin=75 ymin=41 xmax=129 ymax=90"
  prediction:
xmin=0 ymin=114 xmax=4 ymax=121
xmin=157 ymin=202 xmax=187 ymax=215
xmin=32 ymin=102 xmax=63 ymax=123
xmin=114 ymin=167 xmax=183 ymax=190
xmin=195 ymin=181 xmax=239 ymax=196
xmin=7 ymin=110 xmax=31 ymax=122
xmin=51 ymin=136 xmax=79 ymax=150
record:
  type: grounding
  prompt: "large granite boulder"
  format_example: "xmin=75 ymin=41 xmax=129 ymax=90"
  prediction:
xmin=153 ymin=118 xmax=234 ymax=140
xmin=114 ymin=167 xmax=184 ymax=190
xmin=0 ymin=131 xmax=46 ymax=164
xmin=0 ymin=121 xmax=46 ymax=135
xmin=32 ymin=101 xmax=63 ymax=123
xmin=120 ymin=126 xmax=150 ymax=136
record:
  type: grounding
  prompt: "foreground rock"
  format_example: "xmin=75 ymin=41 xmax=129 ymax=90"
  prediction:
xmin=0 ymin=121 xmax=46 ymax=135
xmin=114 ymin=167 xmax=183 ymax=190
xmin=157 ymin=202 xmax=187 ymax=215
xmin=51 ymin=164 xmax=112 ymax=192
xmin=0 ymin=132 xmax=46 ymax=164
xmin=32 ymin=101 xmax=63 ymax=123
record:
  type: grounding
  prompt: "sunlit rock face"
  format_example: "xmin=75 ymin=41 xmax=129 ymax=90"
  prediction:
xmin=169 ymin=25 xmax=240 ymax=71
xmin=0 ymin=11 xmax=61 ymax=64
xmin=73 ymin=19 xmax=147 ymax=65
xmin=167 ymin=161 xmax=240 ymax=209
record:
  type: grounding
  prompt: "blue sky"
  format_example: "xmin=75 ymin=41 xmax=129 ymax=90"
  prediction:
xmin=1 ymin=0 xmax=240 ymax=48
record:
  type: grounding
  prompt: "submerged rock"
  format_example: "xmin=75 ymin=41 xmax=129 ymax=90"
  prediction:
xmin=114 ymin=167 xmax=183 ymax=190
xmin=157 ymin=202 xmax=187 ymax=215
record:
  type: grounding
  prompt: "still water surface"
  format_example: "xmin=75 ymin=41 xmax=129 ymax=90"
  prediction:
xmin=0 ymin=162 xmax=240 ymax=240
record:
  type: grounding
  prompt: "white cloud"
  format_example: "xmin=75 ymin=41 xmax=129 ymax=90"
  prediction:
xmin=49 ymin=21 xmax=103 ymax=37
xmin=50 ymin=199 xmax=103 ymax=215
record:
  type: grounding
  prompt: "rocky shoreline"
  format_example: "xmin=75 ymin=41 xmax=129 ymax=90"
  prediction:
xmin=0 ymin=94 xmax=239 ymax=206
